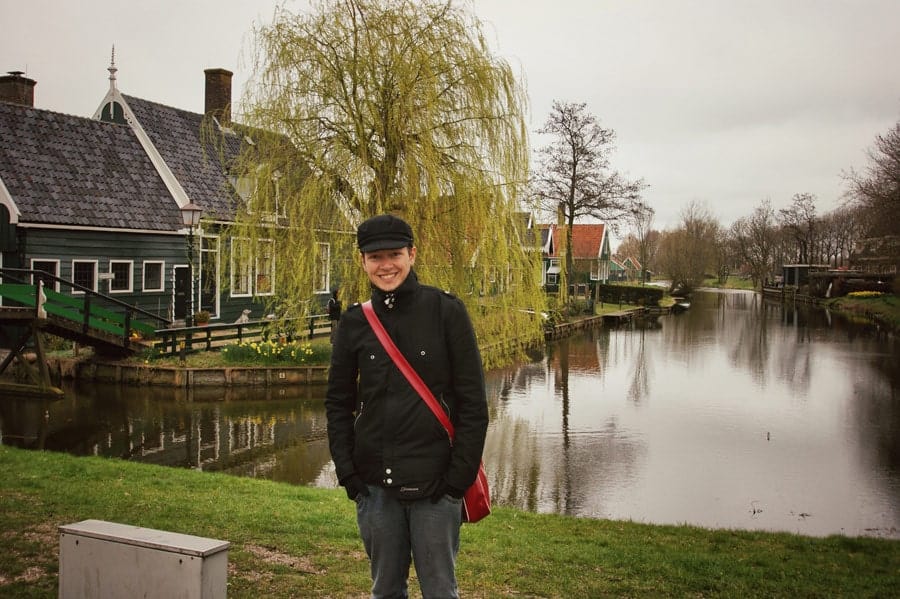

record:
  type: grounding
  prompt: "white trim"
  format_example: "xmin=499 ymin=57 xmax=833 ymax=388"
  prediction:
xmin=0 ymin=176 xmax=21 ymax=223
xmin=199 ymin=234 xmax=220 ymax=318
xmin=93 ymin=89 xmax=191 ymax=208
xmin=542 ymin=224 xmax=554 ymax=253
xmin=316 ymin=242 xmax=331 ymax=293
xmin=254 ymin=239 xmax=275 ymax=296
xmin=30 ymin=258 xmax=60 ymax=292
xmin=17 ymin=222 xmax=185 ymax=235
xmin=230 ymin=237 xmax=252 ymax=298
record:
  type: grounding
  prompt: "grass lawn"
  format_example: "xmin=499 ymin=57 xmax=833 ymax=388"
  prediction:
xmin=1 ymin=446 xmax=898 ymax=598
xmin=701 ymin=276 xmax=757 ymax=290
xmin=825 ymin=293 xmax=900 ymax=333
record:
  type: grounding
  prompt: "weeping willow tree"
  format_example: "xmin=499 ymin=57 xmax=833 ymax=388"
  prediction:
xmin=226 ymin=0 xmax=546 ymax=367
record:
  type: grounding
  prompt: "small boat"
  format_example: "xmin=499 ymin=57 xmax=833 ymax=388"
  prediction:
xmin=672 ymin=301 xmax=691 ymax=313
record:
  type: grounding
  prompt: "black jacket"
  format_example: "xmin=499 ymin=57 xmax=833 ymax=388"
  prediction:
xmin=325 ymin=271 xmax=488 ymax=494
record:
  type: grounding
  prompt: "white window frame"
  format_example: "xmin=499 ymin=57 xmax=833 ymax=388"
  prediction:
xmin=230 ymin=238 xmax=252 ymax=298
xmin=71 ymin=260 xmax=98 ymax=294
xmin=200 ymin=235 xmax=220 ymax=317
xmin=31 ymin=259 xmax=60 ymax=292
xmin=108 ymin=260 xmax=134 ymax=294
xmin=255 ymin=239 xmax=275 ymax=296
xmin=546 ymin=258 xmax=560 ymax=285
xmin=230 ymin=237 xmax=275 ymax=298
xmin=142 ymin=260 xmax=165 ymax=292
xmin=315 ymin=242 xmax=331 ymax=293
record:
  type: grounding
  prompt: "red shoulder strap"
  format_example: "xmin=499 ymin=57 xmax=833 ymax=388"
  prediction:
xmin=361 ymin=300 xmax=455 ymax=440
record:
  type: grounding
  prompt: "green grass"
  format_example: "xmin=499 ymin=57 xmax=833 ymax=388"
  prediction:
xmin=825 ymin=293 xmax=900 ymax=333
xmin=702 ymin=275 xmax=757 ymax=290
xmin=1 ymin=446 xmax=897 ymax=598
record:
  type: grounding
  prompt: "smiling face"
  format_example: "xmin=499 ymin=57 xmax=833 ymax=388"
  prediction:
xmin=361 ymin=245 xmax=417 ymax=292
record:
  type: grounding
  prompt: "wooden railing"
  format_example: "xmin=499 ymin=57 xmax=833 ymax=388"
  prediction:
xmin=0 ymin=268 xmax=169 ymax=353
xmin=152 ymin=313 xmax=333 ymax=355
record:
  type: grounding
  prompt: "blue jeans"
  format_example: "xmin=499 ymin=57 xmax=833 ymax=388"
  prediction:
xmin=356 ymin=485 xmax=462 ymax=599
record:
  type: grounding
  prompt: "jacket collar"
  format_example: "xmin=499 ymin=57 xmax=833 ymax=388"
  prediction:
xmin=371 ymin=269 xmax=419 ymax=312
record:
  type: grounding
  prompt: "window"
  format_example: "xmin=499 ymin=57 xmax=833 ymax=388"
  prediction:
xmin=255 ymin=240 xmax=275 ymax=296
xmin=230 ymin=237 xmax=274 ymax=297
xmin=590 ymin=261 xmax=600 ymax=281
xmin=229 ymin=175 xmax=255 ymax=202
xmin=109 ymin=261 xmax=133 ymax=293
xmin=72 ymin=260 xmax=98 ymax=293
xmin=316 ymin=243 xmax=330 ymax=293
xmin=231 ymin=238 xmax=252 ymax=297
xmin=199 ymin=236 xmax=220 ymax=316
xmin=546 ymin=259 xmax=560 ymax=285
xmin=31 ymin=259 xmax=60 ymax=292
xmin=143 ymin=261 xmax=165 ymax=292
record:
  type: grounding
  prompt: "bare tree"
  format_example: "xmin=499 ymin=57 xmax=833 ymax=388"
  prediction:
xmin=656 ymin=202 xmax=720 ymax=293
xmin=628 ymin=202 xmax=656 ymax=284
xmin=730 ymin=199 xmax=778 ymax=288
xmin=844 ymin=121 xmax=900 ymax=238
xmin=778 ymin=193 xmax=818 ymax=264
xmin=535 ymin=100 xmax=643 ymax=289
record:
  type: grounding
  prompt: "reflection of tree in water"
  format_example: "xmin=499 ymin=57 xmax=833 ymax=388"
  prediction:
xmin=848 ymin=350 xmax=900 ymax=488
xmin=626 ymin=326 xmax=651 ymax=403
xmin=484 ymin=330 xmax=644 ymax=517
xmin=485 ymin=410 xmax=644 ymax=517
xmin=727 ymin=292 xmax=770 ymax=384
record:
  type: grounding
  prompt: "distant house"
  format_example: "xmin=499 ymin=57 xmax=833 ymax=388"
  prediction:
xmin=514 ymin=211 xmax=545 ymax=290
xmin=621 ymin=256 xmax=644 ymax=282
xmin=0 ymin=61 xmax=339 ymax=327
xmin=537 ymin=222 xmax=611 ymax=292
xmin=609 ymin=257 xmax=627 ymax=282
xmin=852 ymin=236 xmax=899 ymax=275
xmin=569 ymin=223 xmax=611 ymax=286
xmin=537 ymin=224 xmax=559 ymax=290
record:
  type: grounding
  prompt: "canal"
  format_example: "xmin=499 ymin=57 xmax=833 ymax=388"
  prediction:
xmin=2 ymin=289 xmax=898 ymax=539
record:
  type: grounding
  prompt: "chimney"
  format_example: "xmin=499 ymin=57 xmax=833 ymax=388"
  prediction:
xmin=0 ymin=71 xmax=36 ymax=107
xmin=204 ymin=68 xmax=232 ymax=124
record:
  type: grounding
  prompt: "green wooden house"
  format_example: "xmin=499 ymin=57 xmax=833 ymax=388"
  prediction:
xmin=0 ymin=61 xmax=336 ymax=329
xmin=538 ymin=222 xmax=612 ymax=293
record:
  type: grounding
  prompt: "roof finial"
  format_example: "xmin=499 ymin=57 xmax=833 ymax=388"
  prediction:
xmin=108 ymin=45 xmax=118 ymax=90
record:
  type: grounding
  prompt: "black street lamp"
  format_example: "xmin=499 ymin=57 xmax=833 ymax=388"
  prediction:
xmin=180 ymin=202 xmax=203 ymax=327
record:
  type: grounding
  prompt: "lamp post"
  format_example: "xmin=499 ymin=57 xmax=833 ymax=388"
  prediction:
xmin=180 ymin=202 xmax=203 ymax=327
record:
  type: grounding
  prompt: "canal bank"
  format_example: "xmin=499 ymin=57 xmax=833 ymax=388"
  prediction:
xmin=763 ymin=286 xmax=900 ymax=335
xmin=20 ymin=310 xmax=641 ymax=389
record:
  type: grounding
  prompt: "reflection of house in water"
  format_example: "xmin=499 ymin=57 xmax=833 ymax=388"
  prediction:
xmin=0 ymin=384 xmax=332 ymax=485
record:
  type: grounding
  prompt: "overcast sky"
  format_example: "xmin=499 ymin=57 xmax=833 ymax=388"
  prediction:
xmin=3 ymin=0 xmax=899 ymax=234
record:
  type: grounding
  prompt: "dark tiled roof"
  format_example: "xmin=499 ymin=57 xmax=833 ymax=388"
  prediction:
xmin=0 ymin=101 xmax=182 ymax=230
xmin=124 ymin=95 xmax=239 ymax=220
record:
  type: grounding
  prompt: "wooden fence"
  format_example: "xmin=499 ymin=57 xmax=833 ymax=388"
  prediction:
xmin=152 ymin=314 xmax=333 ymax=355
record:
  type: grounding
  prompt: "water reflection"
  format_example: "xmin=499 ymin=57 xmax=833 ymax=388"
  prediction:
xmin=484 ymin=291 xmax=900 ymax=538
xmin=2 ymin=290 xmax=898 ymax=539
xmin=0 ymin=383 xmax=333 ymax=485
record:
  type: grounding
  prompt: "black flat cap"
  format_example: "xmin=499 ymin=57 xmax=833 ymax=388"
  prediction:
xmin=357 ymin=214 xmax=414 ymax=252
